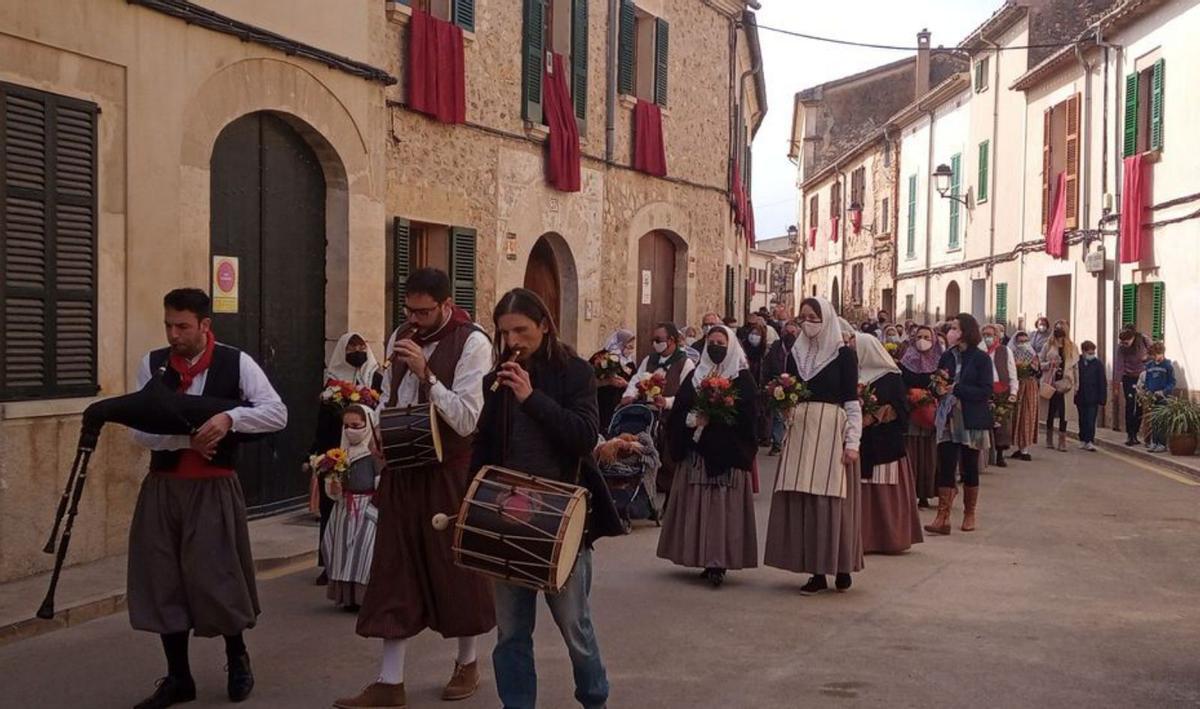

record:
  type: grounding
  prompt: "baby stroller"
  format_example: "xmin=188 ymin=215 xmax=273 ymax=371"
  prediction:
xmin=599 ymin=404 xmax=662 ymax=531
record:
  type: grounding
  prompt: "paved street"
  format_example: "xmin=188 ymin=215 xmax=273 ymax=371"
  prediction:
xmin=3 ymin=446 xmax=1199 ymax=709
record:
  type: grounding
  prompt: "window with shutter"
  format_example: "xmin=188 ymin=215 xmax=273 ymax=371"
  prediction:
xmin=1064 ymin=93 xmax=1080 ymax=230
xmin=1149 ymin=59 xmax=1164 ymax=152
xmin=1123 ymin=72 xmax=1139 ymax=158
xmin=523 ymin=0 xmax=587 ymax=128
xmin=995 ymin=282 xmax=1007 ymax=325
xmin=724 ymin=265 xmax=734 ymax=319
xmin=521 ymin=0 xmax=545 ymax=123
xmin=1121 ymin=283 xmax=1137 ymax=328
xmin=906 ymin=174 xmax=916 ymax=258
xmin=881 ymin=197 xmax=890 ymax=233
xmin=619 ymin=4 xmax=668 ymax=106
xmin=948 ymin=153 xmax=961 ymax=249
xmin=1042 ymin=107 xmax=1052 ymax=232
xmin=452 ymin=0 xmax=475 ymax=32
xmin=450 ymin=227 xmax=477 ymax=318
xmin=1126 ymin=60 xmax=1166 ymax=157
xmin=905 ymin=294 xmax=914 ymax=320
xmin=571 ymin=0 xmax=588 ymax=124
xmin=1151 ymin=282 xmax=1164 ymax=342
xmin=654 ymin=18 xmax=669 ymax=106
xmin=617 ymin=0 xmax=636 ymax=95
xmin=391 ymin=218 xmax=411 ymax=331
xmin=1 ymin=83 xmax=99 ymax=401
xmin=977 ymin=140 xmax=989 ymax=204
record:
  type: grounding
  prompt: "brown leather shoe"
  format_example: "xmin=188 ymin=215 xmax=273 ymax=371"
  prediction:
xmin=924 ymin=487 xmax=956 ymax=536
xmin=961 ymin=485 xmax=979 ymax=532
xmin=333 ymin=682 xmax=406 ymax=708
xmin=441 ymin=662 xmax=480 ymax=701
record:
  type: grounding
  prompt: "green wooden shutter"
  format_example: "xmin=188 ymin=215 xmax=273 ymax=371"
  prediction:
xmin=995 ymin=282 xmax=1007 ymax=325
xmin=450 ymin=227 xmax=477 ymax=319
xmin=977 ymin=140 xmax=989 ymax=203
xmin=1151 ymin=281 xmax=1165 ymax=341
xmin=1121 ymin=283 xmax=1137 ymax=328
xmin=906 ymin=174 xmax=916 ymax=258
xmin=521 ymin=0 xmax=545 ymax=123
xmin=654 ymin=18 xmax=669 ymax=106
xmin=724 ymin=265 xmax=734 ymax=319
xmin=452 ymin=0 xmax=475 ymax=32
xmin=975 ymin=60 xmax=984 ymax=92
xmin=617 ymin=0 xmax=635 ymax=96
xmin=949 ymin=154 xmax=961 ymax=248
xmin=1150 ymin=59 xmax=1164 ymax=152
xmin=391 ymin=218 xmax=411 ymax=331
xmin=1123 ymin=72 xmax=1139 ymax=157
xmin=571 ymin=0 xmax=588 ymax=122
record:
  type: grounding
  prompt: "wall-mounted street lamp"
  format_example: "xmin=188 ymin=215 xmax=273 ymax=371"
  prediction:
xmin=933 ymin=163 xmax=970 ymax=208
xmin=786 ymin=224 xmax=799 ymax=244
xmin=846 ymin=202 xmax=878 ymax=235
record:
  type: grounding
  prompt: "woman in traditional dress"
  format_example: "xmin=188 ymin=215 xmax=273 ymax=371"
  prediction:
xmin=1040 ymin=320 xmax=1078 ymax=452
xmin=657 ymin=325 xmax=759 ymax=587
xmin=322 ymin=404 xmax=383 ymax=611
xmin=899 ymin=326 xmax=942 ymax=507
xmin=982 ymin=323 xmax=1018 ymax=468
xmin=856 ymin=335 xmax=923 ymax=554
xmin=312 ymin=332 xmax=382 ymax=586
xmin=1008 ymin=330 xmax=1041 ymax=460
xmin=764 ymin=297 xmax=864 ymax=594
xmin=592 ymin=329 xmax=637 ymax=434
xmin=925 ymin=314 xmax=993 ymax=535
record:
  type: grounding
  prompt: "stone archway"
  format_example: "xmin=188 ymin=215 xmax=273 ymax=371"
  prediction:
xmin=946 ymin=280 xmax=961 ymax=317
xmin=524 ymin=233 xmax=580 ymax=347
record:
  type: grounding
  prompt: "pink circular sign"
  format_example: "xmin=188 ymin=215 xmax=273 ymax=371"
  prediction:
xmin=216 ymin=261 xmax=236 ymax=292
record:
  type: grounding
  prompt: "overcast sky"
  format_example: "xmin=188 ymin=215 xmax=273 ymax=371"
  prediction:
xmin=751 ymin=0 xmax=1001 ymax=240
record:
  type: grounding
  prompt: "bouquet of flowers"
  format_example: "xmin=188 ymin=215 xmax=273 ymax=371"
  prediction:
xmin=1016 ymin=362 xmax=1037 ymax=380
xmin=857 ymin=383 xmax=882 ymax=418
xmin=635 ymin=372 xmax=667 ymax=402
xmin=309 ymin=447 xmax=350 ymax=482
xmin=883 ymin=341 xmax=901 ymax=360
xmin=990 ymin=390 xmax=1014 ymax=422
xmin=320 ymin=378 xmax=380 ymax=409
xmin=907 ymin=387 xmax=938 ymax=429
xmin=692 ymin=375 xmax=739 ymax=425
xmin=590 ymin=351 xmax=626 ymax=380
xmin=930 ymin=369 xmax=953 ymax=398
xmin=764 ymin=374 xmax=809 ymax=413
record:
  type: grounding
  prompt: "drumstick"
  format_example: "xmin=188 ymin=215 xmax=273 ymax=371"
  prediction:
xmin=489 ymin=348 xmax=523 ymax=392
xmin=431 ymin=513 xmax=457 ymax=531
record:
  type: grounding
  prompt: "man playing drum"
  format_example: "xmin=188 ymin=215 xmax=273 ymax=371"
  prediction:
xmin=335 ymin=268 xmax=494 ymax=709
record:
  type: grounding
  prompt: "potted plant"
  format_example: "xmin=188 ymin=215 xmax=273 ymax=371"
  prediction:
xmin=1146 ymin=396 xmax=1200 ymax=456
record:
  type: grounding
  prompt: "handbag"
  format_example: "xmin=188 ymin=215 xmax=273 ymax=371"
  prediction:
xmin=1039 ymin=382 xmax=1057 ymax=400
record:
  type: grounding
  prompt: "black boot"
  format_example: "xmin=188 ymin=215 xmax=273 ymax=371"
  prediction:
xmin=134 ymin=676 xmax=196 ymax=709
xmin=835 ymin=573 xmax=852 ymax=592
xmin=226 ymin=652 xmax=254 ymax=702
xmin=994 ymin=450 xmax=1007 ymax=468
xmin=799 ymin=575 xmax=828 ymax=595
xmin=707 ymin=568 xmax=726 ymax=588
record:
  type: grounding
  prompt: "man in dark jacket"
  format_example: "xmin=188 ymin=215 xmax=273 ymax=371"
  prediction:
xmin=471 ymin=288 xmax=620 ymax=709
xmin=1074 ymin=340 xmax=1107 ymax=452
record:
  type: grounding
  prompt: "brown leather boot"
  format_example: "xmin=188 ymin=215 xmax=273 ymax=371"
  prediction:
xmin=441 ymin=661 xmax=480 ymax=701
xmin=1057 ymin=431 xmax=1067 ymax=451
xmin=333 ymin=682 xmax=407 ymax=708
xmin=961 ymin=486 xmax=979 ymax=531
xmin=924 ymin=487 xmax=956 ymax=535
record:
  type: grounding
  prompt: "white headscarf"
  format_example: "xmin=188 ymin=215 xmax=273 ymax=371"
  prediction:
xmin=691 ymin=325 xmax=749 ymax=383
xmin=340 ymin=403 xmax=378 ymax=464
xmin=856 ymin=333 xmax=900 ymax=385
xmin=325 ymin=331 xmax=380 ymax=387
xmin=602 ymin=329 xmax=636 ymax=367
xmin=792 ymin=296 xmax=845 ymax=381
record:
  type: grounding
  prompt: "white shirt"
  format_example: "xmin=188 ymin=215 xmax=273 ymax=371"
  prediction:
xmin=622 ymin=353 xmax=696 ymax=409
xmin=988 ymin=345 xmax=1019 ymax=394
xmin=378 ymin=327 xmax=492 ymax=438
xmin=131 ymin=346 xmax=288 ymax=451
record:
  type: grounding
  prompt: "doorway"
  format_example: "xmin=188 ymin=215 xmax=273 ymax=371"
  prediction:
xmin=831 ymin=276 xmax=841 ymax=314
xmin=210 ymin=112 xmax=327 ymax=512
xmin=636 ymin=231 xmax=678 ymax=361
xmin=524 ymin=237 xmax=561 ymax=326
xmin=945 ymin=280 xmax=961 ymax=317
xmin=1046 ymin=274 xmax=1072 ymax=325
xmin=971 ymin=278 xmax=986 ymax=322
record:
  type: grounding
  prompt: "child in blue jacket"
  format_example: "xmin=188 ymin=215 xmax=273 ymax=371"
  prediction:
xmin=1140 ymin=342 xmax=1176 ymax=452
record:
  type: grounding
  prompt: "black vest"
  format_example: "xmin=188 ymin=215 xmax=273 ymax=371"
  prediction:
xmin=148 ymin=343 xmax=246 ymax=471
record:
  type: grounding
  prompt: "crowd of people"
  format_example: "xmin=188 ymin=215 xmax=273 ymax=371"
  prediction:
xmin=122 ymin=271 xmax=1177 ymax=709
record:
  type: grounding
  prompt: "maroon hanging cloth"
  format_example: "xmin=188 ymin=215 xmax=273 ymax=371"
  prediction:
xmin=830 ymin=215 xmax=840 ymax=243
xmin=1119 ymin=154 xmax=1146 ymax=263
xmin=730 ymin=156 xmax=747 ymax=226
xmin=808 ymin=227 xmax=817 ymax=249
xmin=850 ymin=209 xmax=863 ymax=234
xmin=633 ymin=99 xmax=668 ymax=177
xmin=543 ymin=53 xmax=581 ymax=192
xmin=745 ymin=201 xmax=756 ymax=247
xmin=407 ymin=9 xmax=466 ymax=124
xmin=1045 ymin=172 xmax=1067 ymax=259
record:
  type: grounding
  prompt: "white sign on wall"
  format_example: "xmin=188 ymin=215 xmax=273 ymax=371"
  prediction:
xmin=212 ymin=255 xmax=239 ymax=314
xmin=641 ymin=270 xmax=652 ymax=305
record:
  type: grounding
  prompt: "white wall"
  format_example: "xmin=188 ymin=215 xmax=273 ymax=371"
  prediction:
xmin=928 ymin=94 xmax=971 ymax=269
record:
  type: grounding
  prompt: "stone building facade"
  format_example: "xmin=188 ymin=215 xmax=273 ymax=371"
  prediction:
xmin=0 ymin=0 xmax=763 ymax=584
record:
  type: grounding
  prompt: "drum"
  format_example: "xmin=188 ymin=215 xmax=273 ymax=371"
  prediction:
xmin=452 ymin=466 xmax=588 ymax=594
xmin=379 ymin=404 xmax=443 ymax=470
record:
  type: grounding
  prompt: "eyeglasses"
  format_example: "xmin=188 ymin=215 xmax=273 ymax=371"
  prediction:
xmin=404 ymin=305 xmax=440 ymax=317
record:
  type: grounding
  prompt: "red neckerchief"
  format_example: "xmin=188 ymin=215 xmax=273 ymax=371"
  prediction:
xmin=169 ymin=331 xmax=216 ymax=392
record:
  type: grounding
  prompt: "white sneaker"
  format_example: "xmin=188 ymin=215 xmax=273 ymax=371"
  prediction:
xmin=1084 ymin=442 xmax=1097 ymax=451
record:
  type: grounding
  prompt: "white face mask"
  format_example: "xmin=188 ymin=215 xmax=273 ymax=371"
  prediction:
xmin=1037 ymin=324 xmax=1049 ymax=333
xmin=652 ymin=341 xmax=668 ymax=354
xmin=984 ymin=336 xmax=996 ymax=347
xmin=915 ymin=339 xmax=933 ymax=352
xmin=748 ymin=334 xmax=762 ymax=346
xmin=344 ymin=426 xmax=370 ymax=446
xmin=801 ymin=321 xmax=822 ymax=339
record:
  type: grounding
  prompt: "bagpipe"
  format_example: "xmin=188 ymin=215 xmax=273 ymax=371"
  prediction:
xmin=37 ymin=366 xmax=248 ymax=620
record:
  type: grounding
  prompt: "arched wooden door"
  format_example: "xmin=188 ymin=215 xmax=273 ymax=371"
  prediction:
xmin=946 ymin=281 xmax=961 ymax=317
xmin=524 ymin=237 xmax=561 ymax=327
xmin=210 ymin=112 xmax=327 ymax=512
xmin=637 ymin=231 xmax=677 ymax=361
xmin=831 ymin=277 xmax=841 ymax=315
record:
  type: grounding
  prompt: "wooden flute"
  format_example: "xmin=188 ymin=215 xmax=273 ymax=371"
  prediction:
xmin=490 ymin=348 xmax=523 ymax=392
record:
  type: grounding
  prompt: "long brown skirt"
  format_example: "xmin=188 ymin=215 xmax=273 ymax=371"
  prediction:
xmin=1013 ymin=378 xmax=1040 ymax=450
xmin=656 ymin=456 xmax=758 ymax=570
xmin=763 ymin=462 xmax=864 ymax=576
xmin=356 ymin=459 xmax=495 ymax=640
xmin=860 ymin=458 xmax=924 ymax=554
xmin=905 ymin=427 xmax=937 ymax=500
xmin=127 ymin=473 xmax=259 ymax=637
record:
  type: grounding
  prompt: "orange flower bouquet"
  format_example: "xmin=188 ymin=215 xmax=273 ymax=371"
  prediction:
xmin=693 ymin=375 xmax=739 ymax=425
xmin=320 ymin=378 xmax=380 ymax=409
xmin=635 ymin=372 xmax=667 ymax=402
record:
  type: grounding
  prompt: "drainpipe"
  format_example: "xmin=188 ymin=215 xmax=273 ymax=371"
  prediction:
xmin=923 ymin=109 xmax=936 ymax=321
xmin=1094 ymin=29 xmax=1124 ymax=427
xmin=1074 ymin=43 xmax=1094 ymax=343
xmin=604 ymin=0 xmax=618 ymax=163
xmin=982 ymin=35 xmax=1001 ymax=318
xmin=837 ymin=163 xmax=847 ymax=315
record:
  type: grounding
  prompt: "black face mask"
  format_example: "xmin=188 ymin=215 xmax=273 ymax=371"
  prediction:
xmin=783 ymin=334 xmax=797 ymax=348
xmin=707 ymin=346 xmax=728 ymax=364
xmin=1053 ymin=328 xmax=1065 ymax=338
xmin=345 ymin=350 xmax=368 ymax=368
